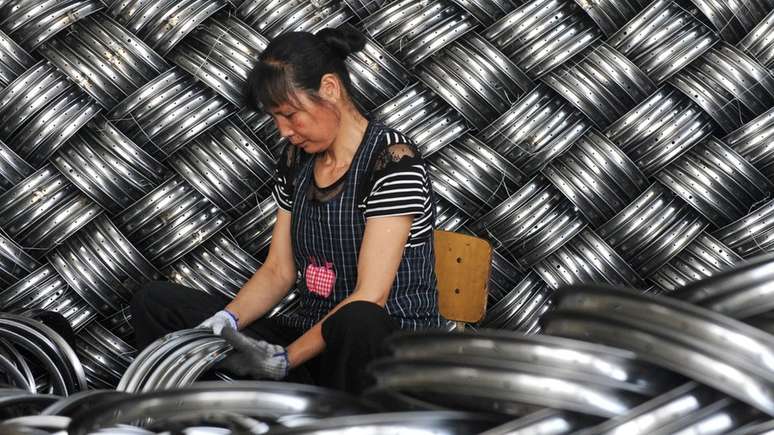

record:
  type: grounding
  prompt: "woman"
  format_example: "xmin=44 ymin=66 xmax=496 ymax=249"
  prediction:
xmin=129 ymin=27 xmax=443 ymax=394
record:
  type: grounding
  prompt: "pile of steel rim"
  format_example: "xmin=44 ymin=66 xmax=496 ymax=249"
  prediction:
xmin=5 ymin=0 xmax=774 ymax=432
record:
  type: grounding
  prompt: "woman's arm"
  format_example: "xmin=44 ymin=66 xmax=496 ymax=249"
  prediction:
xmin=284 ymin=214 xmax=413 ymax=368
xmin=225 ymin=208 xmax=297 ymax=328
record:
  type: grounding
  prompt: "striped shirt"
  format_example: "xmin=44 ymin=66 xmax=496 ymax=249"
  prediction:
xmin=272 ymin=128 xmax=434 ymax=248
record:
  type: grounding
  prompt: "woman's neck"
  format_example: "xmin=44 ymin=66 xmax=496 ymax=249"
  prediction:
xmin=317 ymin=107 xmax=368 ymax=168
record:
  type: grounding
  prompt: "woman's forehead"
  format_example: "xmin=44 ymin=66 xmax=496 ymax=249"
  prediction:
xmin=268 ymin=93 xmax=311 ymax=113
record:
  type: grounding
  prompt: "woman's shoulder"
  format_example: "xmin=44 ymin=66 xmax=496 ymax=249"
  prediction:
xmin=368 ymin=122 xmax=424 ymax=171
xmin=371 ymin=122 xmax=418 ymax=151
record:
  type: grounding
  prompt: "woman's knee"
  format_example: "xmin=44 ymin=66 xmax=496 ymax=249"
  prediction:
xmin=322 ymin=301 xmax=396 ymax=342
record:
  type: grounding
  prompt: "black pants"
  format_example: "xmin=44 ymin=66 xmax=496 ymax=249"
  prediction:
xmin=129 ymin=280 xmax=397 ymax=394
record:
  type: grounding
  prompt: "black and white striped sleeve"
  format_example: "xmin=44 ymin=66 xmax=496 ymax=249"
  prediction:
xmin=271 ymin=144 xmax=298 ymax=212
xmin=364 ymin=141 xmax=429 ymax=219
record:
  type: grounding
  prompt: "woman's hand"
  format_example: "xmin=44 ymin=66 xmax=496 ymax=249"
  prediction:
xmin=197 ymin=309 xmax=239 ymax=334
xmin=216 ymin=327 xmax=290 ymax=380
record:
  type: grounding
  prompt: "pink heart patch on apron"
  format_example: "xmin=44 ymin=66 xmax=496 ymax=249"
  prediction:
xmin=306 ymin=257 xmax=335 ymax=298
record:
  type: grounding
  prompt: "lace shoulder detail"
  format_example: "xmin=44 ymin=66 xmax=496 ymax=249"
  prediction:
xmin=372 ymin=142 xmax=420 ymax=172
xmin=356 ymin=127 xmax=424 ymax=207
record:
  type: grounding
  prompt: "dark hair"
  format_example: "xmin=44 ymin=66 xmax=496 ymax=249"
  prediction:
xmin=245 ymin=26 xmax=366 ymax=111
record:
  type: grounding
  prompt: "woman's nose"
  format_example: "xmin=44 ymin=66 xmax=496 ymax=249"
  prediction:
xmin=275 ymin=117 xmax=294 ymax=138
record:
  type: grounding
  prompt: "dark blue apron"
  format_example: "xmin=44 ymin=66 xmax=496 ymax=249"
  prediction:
xmin=279 ymin=120 xmax=442 ymax=331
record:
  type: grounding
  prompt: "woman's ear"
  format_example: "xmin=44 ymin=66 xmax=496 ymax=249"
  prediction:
xmin=318 ymin=73 xmax=342 ymax=103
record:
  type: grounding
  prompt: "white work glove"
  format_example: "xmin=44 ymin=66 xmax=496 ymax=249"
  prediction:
xmin=197 ymin=309 xmax=238 ymax=335
xmin=216 ymin=327 xmax=290 ymax=380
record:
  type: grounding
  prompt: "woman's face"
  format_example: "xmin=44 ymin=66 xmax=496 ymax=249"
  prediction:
xmin=269 ymin=90 xmax=339 ymax=154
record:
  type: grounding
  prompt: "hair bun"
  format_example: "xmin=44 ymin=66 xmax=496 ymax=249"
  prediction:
xmin=316 ymin=27 xmax=366 ymax=59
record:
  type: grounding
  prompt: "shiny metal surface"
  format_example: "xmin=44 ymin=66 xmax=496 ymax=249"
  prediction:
xmin=480 ymin=272 xmax=551 ymax=330
xmin=237 ymin=0 xmax=351 ymax=40
xmin=535 ymin=229 xmax=645 ymax=289
xmin=265 ymin=411 xmax=503 ymax=434
xmin=38 ymin=13 xmax=170 ymax=109
xmin=0 ymin=0 xmax=104 ymax=51
xmin=669 ymin=42 xmax=774 ymax=133
xmin=344 ymin=24 xmax=411 ymax=110
xmin=52 ymin=116 xmax=171 ymax=215
xmin=169 ymin=12 xmax=268 ymax=106
xmin=723 ymin=104 xmax=774 ymax=183
xmin=162 ymin=232 xmax=262 ymax=300
xmin=0 ymin=340 xmax=37 ymax=393
xmin=607 ymin=0 xmax=718 ymax=84
xmin=0 ymin=29 xmax=33 ymax=89
xmin=0 ymin=60 xmax=101 ymax=167
xmin=228 ymin=195 xmax=278 ymax=256
xmin=598 ymin=182 xmax=708 ymax=276
xmin=369 ymin=354 xmax=649 ymax=417
xmin=687 ymin=0 xmax=774 ymax=44
xmin=579 ymin=382 xmax=726 ymax=435
xmin=739 ymin=8 xmax=774 ymax=68
xmin=115 ymin=175 xmax=231 ymax=268
xmin=648 ymin=397 xmax=760 ymax=435
xmin=107 ymin=67 xmax=236 ymax=160
xmin=542 ymin=43 xmax=657 ymax=130
xmin=479 ymin=84 xmax=592 ymax=176
xmin=417 ymin=33 xmax=532 ymax=128
xmin=671 ymin=252 xmax=774 ymax=318
xmin=428 ymin=134 xmax=523 ymax=218
xmin=361 ymin=0 xmax=476 ymax=66
xmin=48 ymin=214 xmax=161 ymax=317
xmin=486 ymin=243 xmax=525 ymax=302
xmin=0 ymin=138 xmax=33 ymax=195
xmin=545 ymin=285 xmax=774 ymax=415
xmin=1 ymin=414 xmax=70 ymax=432
xmin=650 ymin=232 xmax=742 ymax=292
xmin=434 ymin=195 xmax=470 ymax=231
xmin=75 ymin=323 xmax=136 ymax=390
xmin=373 ymin=82 xmax=471 ymax=157
xmin=343 ymin=0 xmax=387 ymax=20
xmin=604 ymin=85 xmax=717 ymax=176
xmin=41 ymin=390 xmax=128 ymax=417
xmin=68 ymin=381 xmax=374 ymax=435
xmin=108 ymin=0 xmax=226 ymax=55
xmin=485 ymin=0 xmax=603 ymax=78
xmin=657 ymin=137 xmax=772 ymax=227
xmin=0 ymin=164 xmax=103 ymax=257
xmin=103 ymin=306 xmax=134 ymax=345
xmin=168 ymin=118 xmax=275 ymax=217
xmin=0 ymin=230 xmax=40 ymax=289
xmin=386 ymin=329 xmax=676 ymax=395
xmin=714 ymin=197 xmax=774 ymax=257
xmin=574 ymin=0 xmax=651 ymax=37
xmin=452 ymin=0 xmax=518 ymax=26
xmin=117 ymin=329 xmax=227 ymax=392
xmin=727 ymin=419 xmax=774 ymax=435
xmin=470 ymin=175 xmax=587 ymax=269
xmin=479 ymin=408 xmax=597 ymax=435
xmin=543 ymin=129 xmax=647 ymax=226
xmin=0 ymin=265 xmax=94 ymax=333
xmin=0 ymin=312 xmax=87 ymax=396
xmin=0 ymin=391 xmax=61 ymax=420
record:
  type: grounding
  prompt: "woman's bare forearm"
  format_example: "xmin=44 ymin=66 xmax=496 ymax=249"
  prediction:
xmin=225 ymin=209 xmax=296 ymax=328
xmin=225 ymin=264 xmax=295 ymax=329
